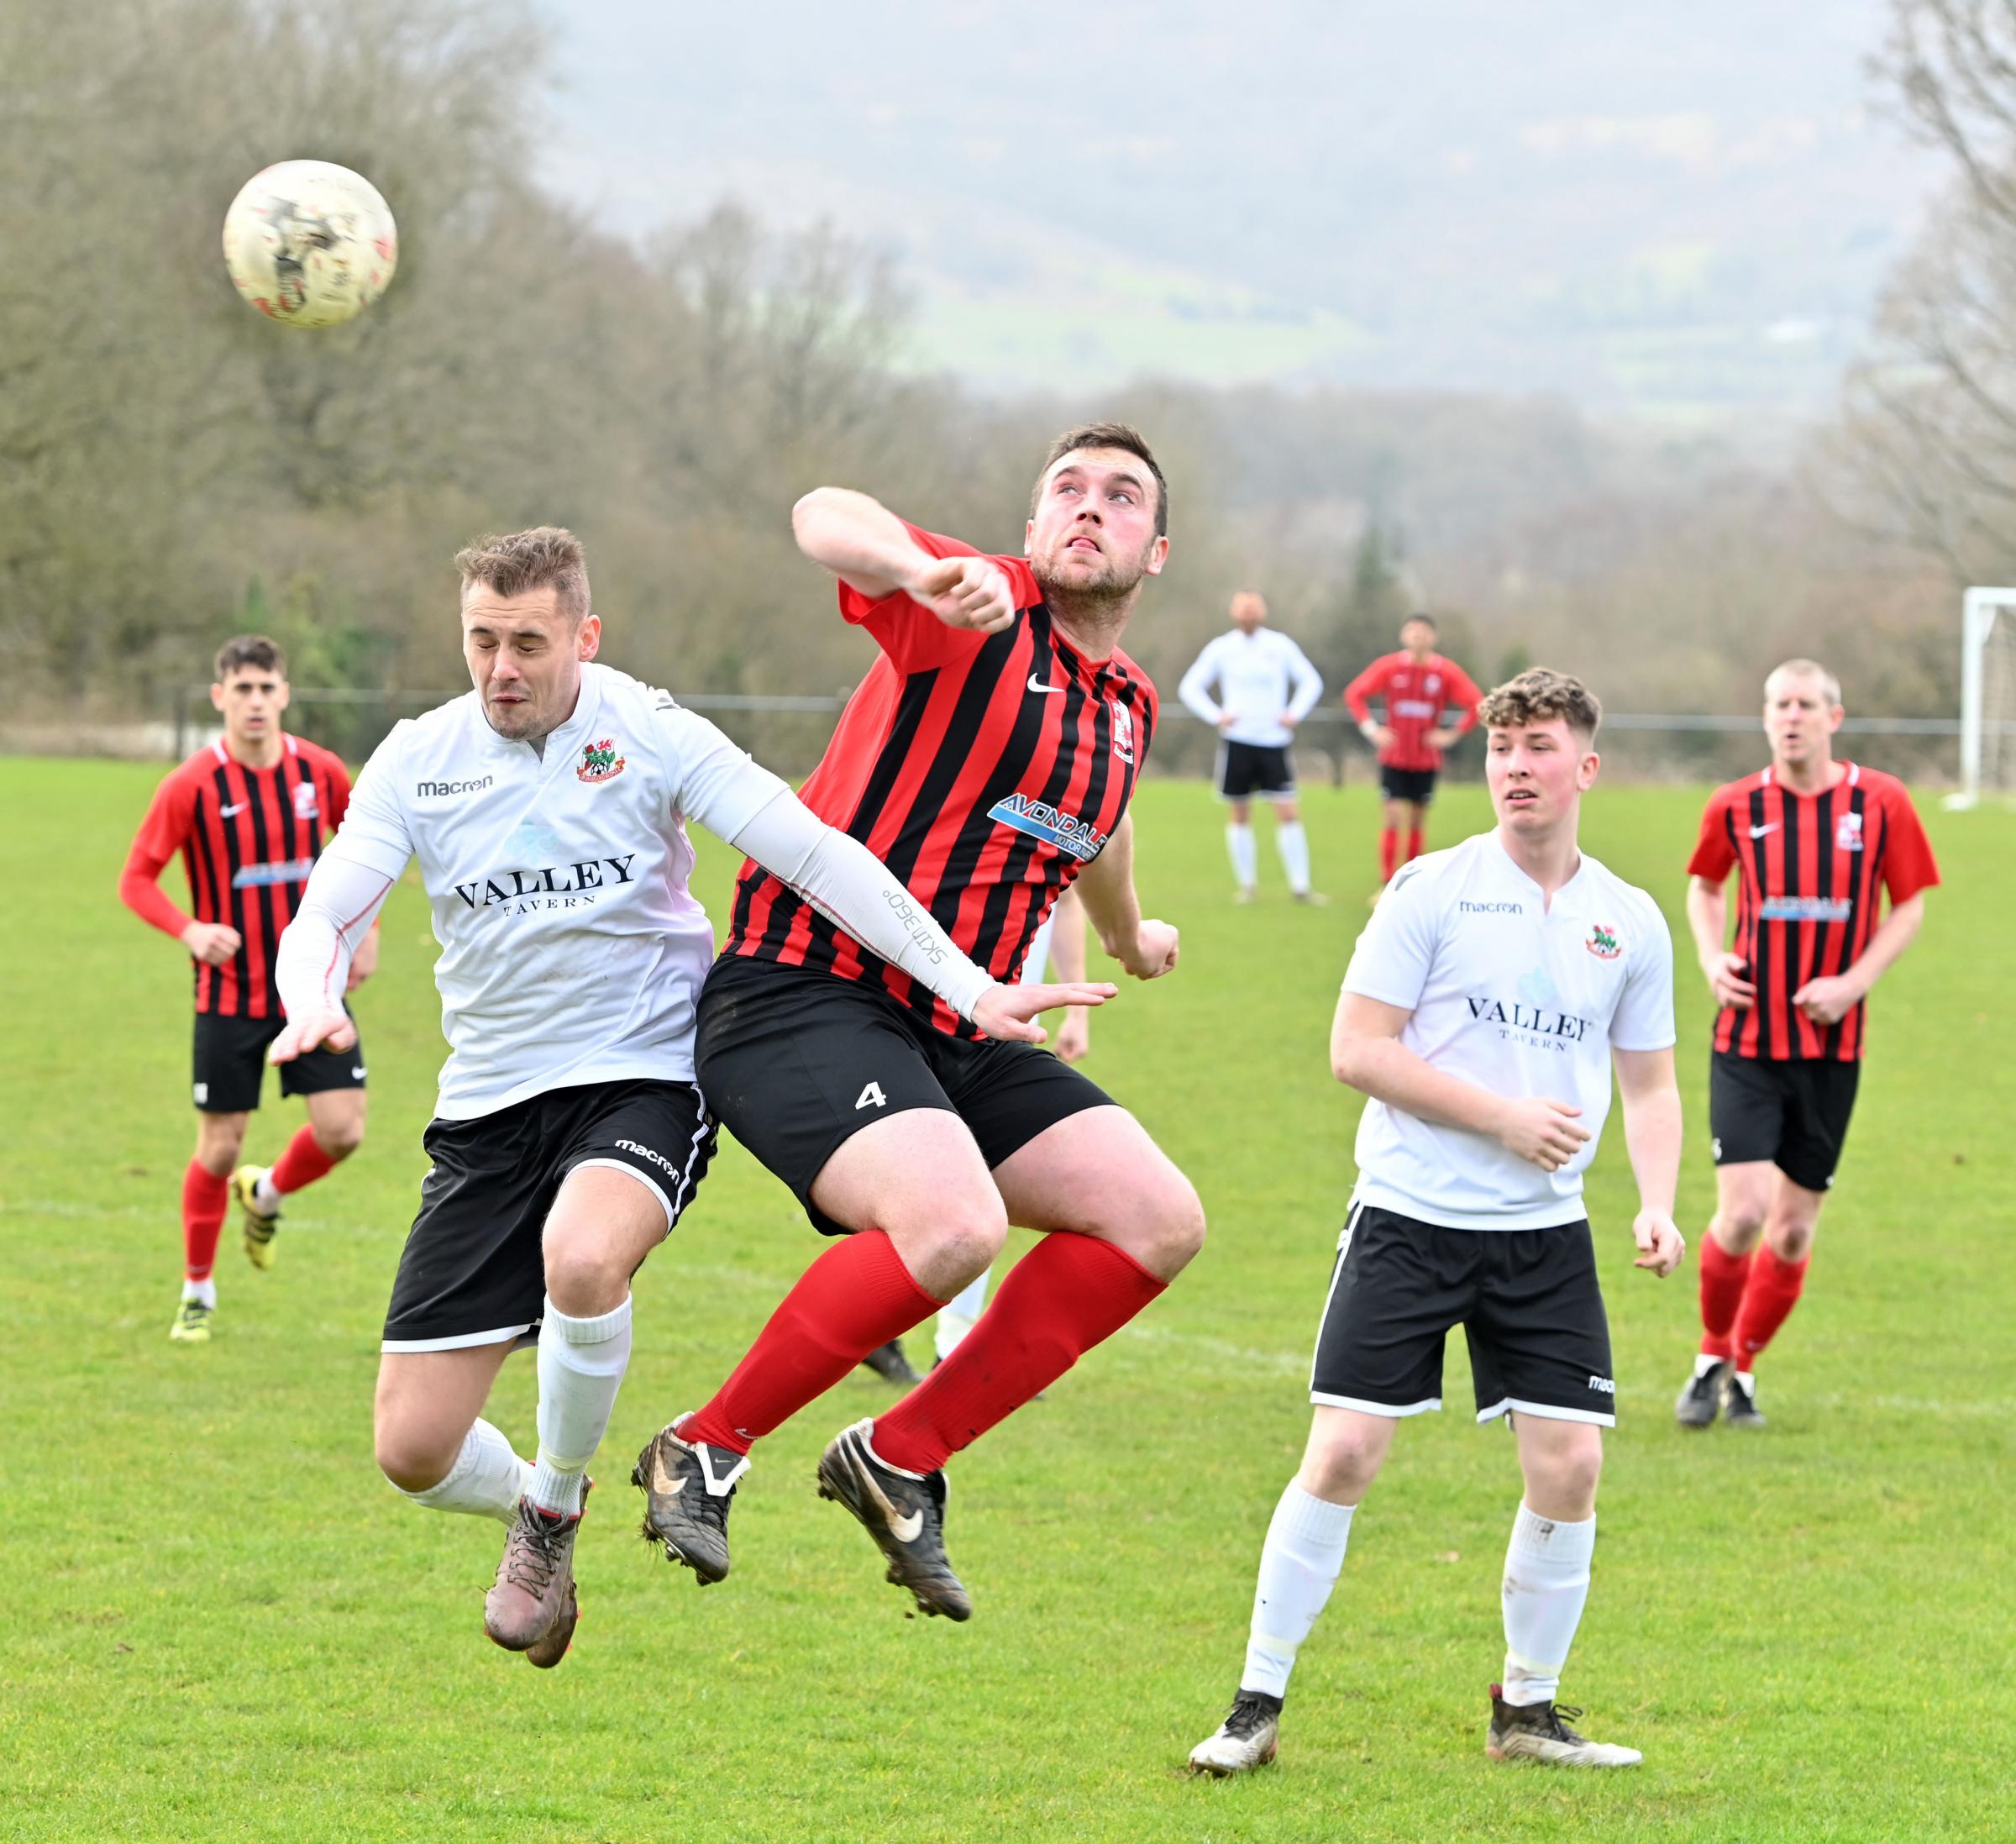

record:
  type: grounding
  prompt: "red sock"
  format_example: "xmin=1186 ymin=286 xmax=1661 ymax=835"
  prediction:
xmin=1697 ymin=1234 xmax=1751 ymax=1363
xmin=1378 ymin=827 xmax=1399 ymax=881
xmin=871 ymin=1235 xmax=1166 ymax=1475
xmin=1405 ymin=827 xmax=1425 ymax=863
xmin=270 ymin=1123 xmax=338 ymax=1195
xmin=683 ymin=1231 xmax=942 ymax=1455
xmin=1733 ymin=1248 xmax=1809 ymax=1368
xmin=181 ymin=1161 xmax=230 ymax=1282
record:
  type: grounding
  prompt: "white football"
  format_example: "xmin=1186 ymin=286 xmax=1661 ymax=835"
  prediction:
xmin=221 ymin=160 xmax=398 ymax=328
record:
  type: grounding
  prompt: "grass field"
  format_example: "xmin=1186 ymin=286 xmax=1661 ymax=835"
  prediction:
xmin=8 ymin=759 xmax=2013 ymax=1842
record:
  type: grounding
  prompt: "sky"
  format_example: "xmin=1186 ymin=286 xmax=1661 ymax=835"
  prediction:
xmin=533 ymin=1 xmax=1945 ymax=428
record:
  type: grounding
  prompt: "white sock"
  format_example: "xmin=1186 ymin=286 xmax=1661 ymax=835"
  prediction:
xmin=254 ymin=1172 xmax=282 ymax=1211
xmin=1277 ymin=821 xmax=1312 ymax=894
xmin=1501 ymin=1502 xmax=1596 ymax=1707
xmin=935 ymin=1269 xmax=992 ymax=1362
xmin=396 ymin=1418 xmax=529 ymax=1523
xmin=1226 ymin=823 xmax=1257 ymax=890
xmin=1240 ymin=1482 xmax=1356 ymax=1699
xmin=181 ymin=1277 xmax=218 ymax=1308
xmin=531 ymin=1293 xmax=633 ymax=1513
xmin=1693 ymin=1352 xmax=1723 ymax=1378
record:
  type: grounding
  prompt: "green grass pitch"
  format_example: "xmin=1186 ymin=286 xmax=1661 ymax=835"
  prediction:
xmin=6 ymin=759 xmax=2012 ymax=1841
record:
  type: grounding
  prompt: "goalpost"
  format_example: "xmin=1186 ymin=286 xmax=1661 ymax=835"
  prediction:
xmin=1950 ymin=586 xmax=2016 ymax=809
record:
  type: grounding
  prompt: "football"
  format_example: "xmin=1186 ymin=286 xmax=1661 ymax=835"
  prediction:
xmin=221 ymin=160 xmax=398 ymax=328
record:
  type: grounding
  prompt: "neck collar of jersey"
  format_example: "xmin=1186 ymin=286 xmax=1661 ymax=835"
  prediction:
xmin=1488 ymin=826 xmax=1588 ymax=911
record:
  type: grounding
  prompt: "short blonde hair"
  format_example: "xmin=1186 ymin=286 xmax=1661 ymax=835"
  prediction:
xmin=454 ymin=526 xmax=591 ymax=622
xmin=1478 ymin=666 xmax=1602 ymax=744
xmin=1764 ymin=658 xmax=1841 ymax=707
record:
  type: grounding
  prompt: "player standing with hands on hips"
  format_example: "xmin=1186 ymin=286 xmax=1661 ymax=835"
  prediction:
xmin=1189 ymin=667 xmax=1684 ymax=1776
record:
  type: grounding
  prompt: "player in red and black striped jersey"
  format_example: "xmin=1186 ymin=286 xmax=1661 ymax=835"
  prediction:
xmin=1673 ymin=659 xmax=1938 ymax=1427
xmin=117 ymin=636 xmax=375 ymax=1343
xmin=636 ymin=424 xmax=1205 ymax=1618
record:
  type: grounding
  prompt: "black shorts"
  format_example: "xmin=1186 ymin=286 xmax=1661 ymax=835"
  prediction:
xmin=381 ymin=1079 xmax=715 ymax=1351
xmin=1216 ymin=739 xmax=1296 ymax=800
xmin=1709 ymin=1050 xmax=1861 ymax=1193
xmin=1309 ymin=1203 xmax=1616 ymax=1426
xmin=1379 ymin=764 xmax=1439 ymax=806
xmin=192 ymin=1008 xmax=365 ymax=1114
xmin=695 ymin=956 xmax=1115 ymax=1236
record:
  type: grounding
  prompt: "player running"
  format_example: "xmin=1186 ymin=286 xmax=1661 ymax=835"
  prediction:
xmin=635 ymin=423 xmax=1205 ymax=1621
xmin=1189 ymin=667 xmax=1684 ymax=1776
xmin=118 ymin=635 xmax=373 ymax=1344
xmin=269 ymin=528 xmax=1100 ymax=1668
xmin=1343 ymin=613 xmax=1483 ymax=889
xmin=1673 ymin=659 xmax=1938 ymax=1430
xmin=1178 ymin=590 xmax=1326 ymax=903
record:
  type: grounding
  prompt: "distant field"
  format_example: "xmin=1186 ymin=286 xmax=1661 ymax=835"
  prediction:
xmin=7 ymin=760 xmax=2012 ymax=1842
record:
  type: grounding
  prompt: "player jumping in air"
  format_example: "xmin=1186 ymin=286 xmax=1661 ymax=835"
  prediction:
xmin=269 ymin=528 xmax=1100 ymax=1668
xmin=1343 ymin=612 xmax=1483 ymax=890
xmin=1189 ymin=668 xmax=1684 ymax=1775
xmin=118 ymin=635 xmax=374 ymax=1343
xmin=1178 ymin=590 xmax=1326 ymax=903
xmin=635 ymin=423 xmax=1205 ymax=1621
xmin=1673 ymin=659 xmax=1937 ymax=1430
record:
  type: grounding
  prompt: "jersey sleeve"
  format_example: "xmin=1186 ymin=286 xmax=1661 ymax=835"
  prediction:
xmin=1284 ymin=638 xmax=1325 ymax=721
xmin=118 ymin=770 xmax=197 ymax=940
xmin=1685 ymin=787 xmax=1739 ymax=882
xmin=653 ymin=696 xmax=791 ymax=842
xmin=1341 ymin=858 xmax=1439 ymax=1011
xmin=330 ymin=725 xmax=417 ymax=880
xmin=1877 ymin=783 xmax=1941 ymax=904
xmin=838 ymin=523 xmax=1042 ymax=674
xmin=323 ymin=751 xmax=354 ymax=829
xmin=1611 ymin=893 xmax=1677 ymax=1053
xmin=1343 ymin=655 xmax=1389 ymax=722
xmin=1176 ymin=638 xmax=1224 ymax=724
xmin=1443 ymin=661 xmax=1485 ymax=734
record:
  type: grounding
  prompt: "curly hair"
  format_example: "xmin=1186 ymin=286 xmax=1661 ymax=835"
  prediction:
xmin=1478 ymin=666 xmax=1602 ymax=743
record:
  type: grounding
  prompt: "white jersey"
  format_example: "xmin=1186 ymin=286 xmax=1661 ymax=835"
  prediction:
xmin=1177 ymin=628 xmax=1324 ymax=749
xmin=1341 ymin=830 xmax=1675 ymax=1229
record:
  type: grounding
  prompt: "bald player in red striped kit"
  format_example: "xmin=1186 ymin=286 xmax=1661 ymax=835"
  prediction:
xmin=1674 ymin=659 xmax=1938 ymax=1428
xmin=635 ymin=423 xmax=1205 ymax=1619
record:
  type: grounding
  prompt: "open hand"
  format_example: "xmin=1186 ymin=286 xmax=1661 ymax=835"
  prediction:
xmin=908 ymin=556 xmax=1018 ymax=634
xmin=268 ymin=1008 xmax=358 ymax=1063
xmin=1494 ymin=1095 xmax=1589 ymax=1171
xmin=970 ymin=980 xmax=1117 ymax=1045
xmin=1632 ymin=1209 xmax=1686 ymax=1277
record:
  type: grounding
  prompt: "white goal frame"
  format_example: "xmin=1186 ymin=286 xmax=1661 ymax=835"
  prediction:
xmin=1950 ymin=585 xmax=2016 ymax=809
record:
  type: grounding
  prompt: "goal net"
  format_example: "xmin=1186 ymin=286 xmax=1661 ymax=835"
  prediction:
xmin=1954 ymin=586 xmax=2016 ymax=807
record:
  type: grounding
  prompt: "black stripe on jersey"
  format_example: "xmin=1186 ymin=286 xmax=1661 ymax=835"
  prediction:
xmin=1813 ymin=784 xmax=1837 ymax=1058
xmin=242 ymin=762 xmax=284 ymax=1001
xmin=1776 ymin=785 xmax=1800 ymax=1056
xmin=1744 ymin=784 xmax=1772 ymax=1054
xmin=210 ymin=763 xmax=249 ymax=1013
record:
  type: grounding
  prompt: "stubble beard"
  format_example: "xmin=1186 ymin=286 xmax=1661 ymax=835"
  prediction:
xmin=1032 ymin=543 xmax=1152 ymax=639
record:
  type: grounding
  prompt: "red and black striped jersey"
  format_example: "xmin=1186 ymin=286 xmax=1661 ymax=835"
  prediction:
xmin=118 ymin=734 xmax=353 ymax=1017
xmin=724 ymin=523 xmax=1158 ymax=1038
xmin=1687 ymin=762 xmax=1938 ymax=1061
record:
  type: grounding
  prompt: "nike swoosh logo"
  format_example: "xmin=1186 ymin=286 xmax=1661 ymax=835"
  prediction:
xmin=651 ymin=1453 xmax=685 ymax=1498
xmin=1027 ymin=674 xmax=1063 ymax=695
xmin=350 ymin=1067 xmax=366 ymax=1080
xmin=220 ymin=801 xmax=249 ymax=817
xmin=889 ymin=1507 xmax=923 ymax=1542
xmin=1748 ymin=824 xmax=1777 ymax=838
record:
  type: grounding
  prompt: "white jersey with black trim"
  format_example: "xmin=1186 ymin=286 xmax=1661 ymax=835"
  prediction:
xmin=290 ymin=663 xmax=992 ymax=1120
xmin=1177 ymin=628 xmax=1324 ymax=749
xmin=1341 ymin=829 xmax=1675 ymax=1229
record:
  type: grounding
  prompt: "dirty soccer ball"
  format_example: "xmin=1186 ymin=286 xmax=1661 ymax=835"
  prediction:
xmin=221 ymin=160 xmax=398 ymax=328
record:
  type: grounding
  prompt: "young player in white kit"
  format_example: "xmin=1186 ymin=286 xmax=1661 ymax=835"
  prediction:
xmin=1178 ymin=591 xmax=1325 ymax=902
xmin=1189 ymin=668 xmax=1685 ymax=1773
xmin=268 ymin=528 xmax=1105 ymax=1668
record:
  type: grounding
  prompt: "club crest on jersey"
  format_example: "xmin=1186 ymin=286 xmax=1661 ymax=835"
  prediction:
xmin=1585 ymin=922 xmax=1621 ymax=960
xmin=291 ymin=781 xmax=319 ymax=821
xmin=1111 ymin=703 xmax=1136 ymax=764
xmin=577 ymin=738 xmax=627 ymax=784
xmin=1835 ymin=811 xmax=1864 ymax=852
xmin=987 ymin=792 xmax=1108 ymax=862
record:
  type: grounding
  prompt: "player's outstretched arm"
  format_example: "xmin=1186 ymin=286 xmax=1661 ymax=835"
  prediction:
xmin=1072 ymin=812 xmax=1179 ymax=980
xmin=1793 ymin=890 xmax=1927 ymax=1026
xmin=718 ymin=783 xmax=1115 ymax=1043
xmin=1613 ymin=1046 xmax=1685 ymax=1276
xmin=1685 ymin=873 xmax=1753 ymax=1008
xmin=1331 ymin=990 xmax=1591 ymax=1171
xmin=792 ymin=487 xmax=1016 ymax=633
xmin=269 ymin=848 xmax=396 ymax=1062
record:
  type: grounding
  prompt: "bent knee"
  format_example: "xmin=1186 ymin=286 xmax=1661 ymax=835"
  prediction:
xmin=1102 ymin=1175 xmax=1205 ymax=1280
xmin=922 ymin=1203 xmax=1010 ymax=1279
xmin=375 ymin=1426 xmax=459 ymax=1495
xmin=1767 ymin=1217 xmax=1816 ymax=1262
xmin=316 ymin=1122 xmax=366 ymax=1159
xmin=543 ymin=1239 xmax=634 ymax=1316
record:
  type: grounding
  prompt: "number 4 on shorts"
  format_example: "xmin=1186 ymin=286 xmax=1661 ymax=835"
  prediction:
xmin=856 ymin=1081 xmax=887 ymax=1111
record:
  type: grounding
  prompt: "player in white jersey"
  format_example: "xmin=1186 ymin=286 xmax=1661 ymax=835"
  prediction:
xmin=1188 ymin=668 xmax=1685 ymax=1775
xmin=267 ymin=528 xmax=1107 ymax=1668
xmin=1177 ymin=591 xmax=1326 ymax=903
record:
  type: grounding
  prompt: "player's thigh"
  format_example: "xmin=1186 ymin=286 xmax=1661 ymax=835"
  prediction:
xmin=810 ymin=1107 xmax=1005 ymax=1284
xmin=1308 ymin=1204 xmax=1469 ymax=1418
xmin=1299 ymin=1403 xmax=1399 ymax=1502
xmin=1465 ymin=1221 xmax=1616 ymax=1429
xmin=1273 ymin=795 xmax=1301 ymax=824
xmin=1712 ymin=1160 xmax=1775 ymax=1243
xmin=302 ymin=1085 xmax=367 ymax=1154
xmin=192 ymin=1109 xmax=251 ymax=1168
xmin=1511 ymin=1408 xmax=1604 ymax=1519
xmin=374 ymin=1340 xmax=517 ymax=1484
